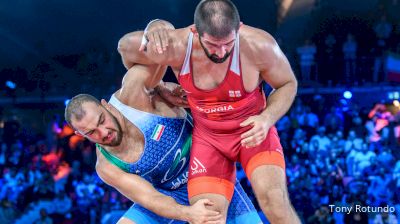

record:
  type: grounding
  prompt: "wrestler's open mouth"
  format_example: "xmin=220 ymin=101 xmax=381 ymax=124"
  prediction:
xmin=107 ymin=132 xmax=114 ymax=142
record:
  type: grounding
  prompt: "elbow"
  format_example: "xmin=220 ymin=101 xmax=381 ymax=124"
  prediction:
xmin=293 ymin=79 xmax=299 ymax=96
xmin=117 ymin=34 xmax=136 ymax=55
xmin=291 ymin=77 xmax=298 ymax=91
xmin=117 ymin=36 xmax=128 ymax=55
xmin=287 ymin=76 xmax=298 ymax=97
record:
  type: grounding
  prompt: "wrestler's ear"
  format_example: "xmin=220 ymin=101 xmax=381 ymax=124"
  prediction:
xmin=190 ymin=25 xmax=198 ymax=35
xmin=100 ymin=99 xmax=113 ymax=113
xmin=100 ymin=99 xmax=108 ymax=108
xmin=239 ymin=21 xmax=243 ymax=28
xmin=101 ymin=99 xmax=118 ymax=115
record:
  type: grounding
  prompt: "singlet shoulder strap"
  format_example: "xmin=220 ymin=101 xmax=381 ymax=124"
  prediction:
xmin=180 ymin=31 xmax=194 ymax=76
xmin=108 ymin=94 xmax=151 ymax=132
xmin=230 ymin=32 xmax=241 ymax=75
xmin=96 ymin=144 xmax=131 ymax=173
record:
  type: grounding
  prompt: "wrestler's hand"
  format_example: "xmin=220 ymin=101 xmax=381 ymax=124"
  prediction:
xmin=187 ymin=199 xmax=223 ymax=224
xmin=156 ymin=82 xmax=188 ymax=108
xmin=139 ymin=21 xmax=172 ymax=53
xmin=240 ymin=114 xmax=273 ymax=148
xmin=139 ymin=29 xmax=170 ymax=54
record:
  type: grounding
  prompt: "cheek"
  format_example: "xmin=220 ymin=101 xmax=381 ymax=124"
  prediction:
xmin=226 ymin=45 xmax=234 ymax=53
xmin=88 ymin=135 xmax=99 ymax=142
xmin=203 ymin=45 xmax=215 ymax=53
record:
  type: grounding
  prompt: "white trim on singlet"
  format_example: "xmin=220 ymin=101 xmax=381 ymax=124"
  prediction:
xmin=180 ymin=32 xmax=194 ymax=76
xmin=230 ymin=33 xmax=240 ymax=75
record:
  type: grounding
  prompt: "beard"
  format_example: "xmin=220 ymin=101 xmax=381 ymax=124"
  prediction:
xmin=199 ymin=38 xmax=232 ymax=64
xmin=102 ymin=111 xmax=123 ymax=146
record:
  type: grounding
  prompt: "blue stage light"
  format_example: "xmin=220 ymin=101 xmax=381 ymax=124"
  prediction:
xmin=343 ymin=91 xmax=352 ymax=99
xmin=5 ymin=80 xmax=16 ymax=89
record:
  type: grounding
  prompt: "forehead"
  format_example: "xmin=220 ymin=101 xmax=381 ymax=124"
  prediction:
xmin=201 ymin=30 xmax=236 ymax=43
xmin=71 ymin=102 xmax=102 ymax=130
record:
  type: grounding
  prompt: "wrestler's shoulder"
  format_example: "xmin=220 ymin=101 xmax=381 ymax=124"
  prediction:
xmin=239 ymin=25 xmax=278 ymax=58
xmin=239 ymin=25 xmax=276 ymax=48
xmin=169 ymin=27 xmax=192 ymax=49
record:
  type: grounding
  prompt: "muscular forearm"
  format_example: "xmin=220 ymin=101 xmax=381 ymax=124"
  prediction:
xmin=118 ymin=31 xmax=150 ymax=69
xmin=102 ymin=168 xmax=191 ymax=221
xmin=141 ymin=193 xmax=190 ymax=221
xmin=261 ymin=79 xmax=297 ymax=125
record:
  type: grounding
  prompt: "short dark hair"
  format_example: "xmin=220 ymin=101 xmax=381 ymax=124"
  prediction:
xmin=194 ymin=0 xmax=240 ymax=38
xmin=64 ymin=94 xmax=100 ymax=128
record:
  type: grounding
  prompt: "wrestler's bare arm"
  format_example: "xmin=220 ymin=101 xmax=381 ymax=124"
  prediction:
xmin=96 ymin=151 xmax=221 ymax=223
xmin=118 ymin=31 xmax=154 ymax=69
xmin=254 ymin=30 xmax=297 ymax=125
xmin=239 ymin=28 xmax=297 ymax=147
xmin=118 ymin=25 xmax=187 ymax=69
xmin=95 ymin=155 xmax=190 ymax=221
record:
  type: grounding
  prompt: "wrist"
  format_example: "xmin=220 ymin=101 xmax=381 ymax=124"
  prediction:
xmin=260 ymin=112 xmax=273 ymax=123
xmin=178 ymin=204 xmax=191 ymax=221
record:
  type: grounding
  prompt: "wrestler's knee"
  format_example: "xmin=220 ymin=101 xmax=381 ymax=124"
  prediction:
xmin=257 ymin=187 xmax=289 ymax=220
xmin=190 ymin=193 xmax=229 ymax=218
xmin=250 ymin=165 xmax=291 ymax=222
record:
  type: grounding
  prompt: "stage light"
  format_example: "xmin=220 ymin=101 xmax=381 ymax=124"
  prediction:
xmin=394 ymin=92 xmax=399 ymax=100
xmin=343 ymin=91 xmax=352 ymax=99
xmin=64 ymin=99 xmax=71 ymax=106
xmin=5 ymin=80 xmax=16 ymax=89
xmin=388 ymin=91 xmax=399 ymax=100
xmin=394 ymin=100 xmax=400 ymax=107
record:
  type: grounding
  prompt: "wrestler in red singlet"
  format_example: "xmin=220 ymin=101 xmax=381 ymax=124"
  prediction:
xmin=179 ymin=32 xmax=286 ymax=201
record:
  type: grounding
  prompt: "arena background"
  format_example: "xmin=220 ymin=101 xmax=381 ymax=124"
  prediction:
xmin=1 ymin=0 xmax=400 ymax=223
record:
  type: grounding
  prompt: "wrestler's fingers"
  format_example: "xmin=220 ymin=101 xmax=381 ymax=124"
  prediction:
xmin=243 ymin=133 xmax=266 ymax=147
xmin=147 ymin=32 xmax=157 ymax=54
xmin=160 ymin=30 xmax=169 ymax=50
xmin=239 ymin=117 xmax=255 ymax=127
xmin=180 ymin=100 xmax=189 ymax=107
xmin=154 ymin=32 xmax=163 ymax=54
xmin=150 ymin=33 xmax=159 ymax=54
xmin=253 ymin=137 xmax=265 ymax=146
xmin=241 ymin=135 xmax=255 ymax=146
xmin=147 ymin=32 xmax=155 ymax=43
xmin=241 ymin=128 xmax=255 ymax=139
xmin=199 ymin=199 xmax=216 ymax=208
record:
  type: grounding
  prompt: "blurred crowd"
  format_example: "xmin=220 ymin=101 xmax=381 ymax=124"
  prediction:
xmin=293 ymin=4 xmax=400 ymax=86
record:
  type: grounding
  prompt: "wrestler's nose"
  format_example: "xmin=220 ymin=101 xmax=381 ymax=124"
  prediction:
xmin=99 ymin=127 xmax=108 ymax=138
xmin=215 ymin=46 xmax=227 ymax=58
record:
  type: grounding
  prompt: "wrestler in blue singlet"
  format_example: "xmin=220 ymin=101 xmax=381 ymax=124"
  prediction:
xmin=96 ymin=95 xmax=262 ymax=223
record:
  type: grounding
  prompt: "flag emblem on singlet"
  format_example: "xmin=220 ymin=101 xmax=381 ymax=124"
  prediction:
xmin=151 ymin=124 xmax=165 ymax=141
